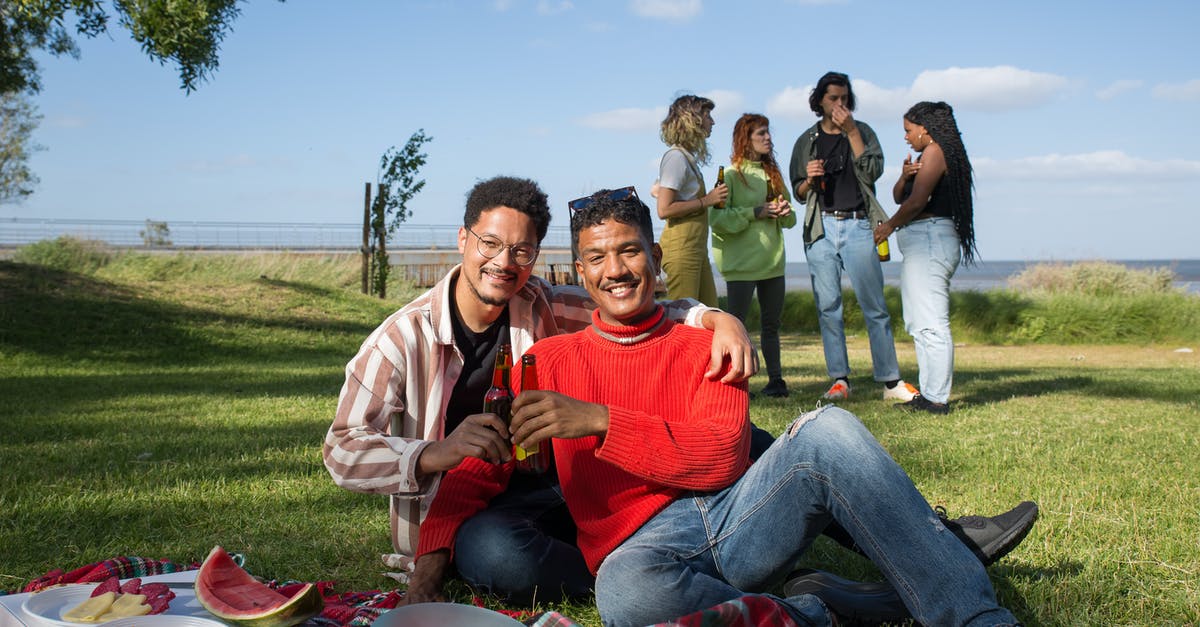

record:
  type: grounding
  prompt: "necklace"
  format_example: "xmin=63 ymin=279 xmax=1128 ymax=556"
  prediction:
xmin=590 ymin=315 xmax=667 ymax=345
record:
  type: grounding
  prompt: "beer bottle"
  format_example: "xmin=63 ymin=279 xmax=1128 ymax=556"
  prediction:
xmin=876 ymin=221 xmax=891 ymax=262
xmin=482 ymin=344 xmax=514 ymax=444
xmin=714 ymin=165 xmax=726 ymax=209
xmin=513 ymin=354 xmax=549 ymax=474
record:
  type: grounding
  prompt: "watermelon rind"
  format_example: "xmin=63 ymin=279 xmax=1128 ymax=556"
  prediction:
xmin=194 ymin=546 xmax=323 ymax=627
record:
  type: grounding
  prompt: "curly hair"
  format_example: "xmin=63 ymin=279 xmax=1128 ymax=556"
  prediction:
xmin=569 ymin=189 xmax=654 ymax=259
xmin=809 ymin=71 xmax=855 ymax=117
xmin=464 ymin=176 xmax=551 ymax=243
xmin=905 ymin=101 xmax=977 ymax=264
xmin=730 ymin=113 xmax=785 ymax=197
xmin=660 ymin=94 xmax=715 ymax=164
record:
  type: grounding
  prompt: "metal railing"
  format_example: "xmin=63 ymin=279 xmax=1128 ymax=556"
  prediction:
xmin=0 ymin=217 xmax=575 ymax=250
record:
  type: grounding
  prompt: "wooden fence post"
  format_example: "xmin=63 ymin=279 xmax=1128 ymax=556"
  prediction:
xmin=377 ymin=184 xmax=388 ymax=299
xmin=361 ymin=182 xmax=371 ymax=294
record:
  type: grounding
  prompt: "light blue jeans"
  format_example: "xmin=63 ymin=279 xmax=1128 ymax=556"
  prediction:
xmin=804 ymin=215 xmax=901 ymax=382
xmin=594 ymin=406 xmax=1017 ymax=627
xmin=897 ymin=218 xmax=961 ymax=404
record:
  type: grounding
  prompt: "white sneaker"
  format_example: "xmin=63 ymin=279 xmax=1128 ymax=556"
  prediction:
xmin=883 ymin=380 xmax=919 ymax=402
xmin=822 ymin=379 xmax=851 ymax=400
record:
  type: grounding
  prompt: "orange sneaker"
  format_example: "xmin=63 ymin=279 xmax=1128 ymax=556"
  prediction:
xmin=821 ymin=379 xmax=851 ymax=400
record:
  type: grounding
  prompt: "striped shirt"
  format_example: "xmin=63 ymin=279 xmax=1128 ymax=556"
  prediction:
xmin=321 ymin=265 xmax=709 ymax=572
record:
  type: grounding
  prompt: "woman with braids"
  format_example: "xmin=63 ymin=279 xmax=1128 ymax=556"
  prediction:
xmin=655 ymin=94 xmax=728 ymax=306
xmin=711 ymin=113 xmax=795 ymax=397
xmin=874 ymin=101 xmax=977 ymax=414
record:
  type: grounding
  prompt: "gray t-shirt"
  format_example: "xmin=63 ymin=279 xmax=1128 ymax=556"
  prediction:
xmin=659 ymin=148 xmax=704 ymax=201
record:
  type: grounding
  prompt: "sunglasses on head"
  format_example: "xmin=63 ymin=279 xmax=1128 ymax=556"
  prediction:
xmin=567 ymin=186 xmax=639 ymax=213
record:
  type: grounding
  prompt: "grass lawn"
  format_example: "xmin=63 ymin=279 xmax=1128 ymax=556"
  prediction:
xmin=1 ymin=251 xmax=1197 ymax=625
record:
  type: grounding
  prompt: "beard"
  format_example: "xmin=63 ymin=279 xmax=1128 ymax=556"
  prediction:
xmin=462 ymin=266 xmax=513 ymax=307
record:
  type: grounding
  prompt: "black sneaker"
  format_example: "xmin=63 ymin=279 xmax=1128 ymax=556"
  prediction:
xmin=782 ymin=569 xmax=909 ymax=626
xmin=937 ymin=501 xmax=1040 ymax=566
xmin=761 ymin=378 xmax=789 ymax=398
xmin=898 ymin=393 xmax=949 ymax=415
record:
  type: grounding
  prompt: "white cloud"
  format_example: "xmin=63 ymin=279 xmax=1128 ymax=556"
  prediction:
xmin=974 ymin=151 xmax=1200 ymax=180
xmin=578 ymin=106 xmax=666 ymax=131
xmin=786 ymin=0 xmax=848 ymax=4
xmin=766 ymin=85 xmax=813 ymax=121
xmin=630 ymin=0 xmax=701 ymax=21
xmin=1096 ymin=79 xmax=1142 ymax=100
xmin=578 ymin=90 xmax=742 ymax=132
xmin=493 ymin=0 xmax=514 ymax=11
xmin=1152 ymin=79 xmax=1200 ymax=101
xmin=537 ymin=0 xmax=573 ymax=15
xmin=702 ymin=89 xmax=746 ymax=120
xmin=908 ymin=66 xmax=1068 ymax=111
xmin=767 ymin=66 xmax=1070 ymax=122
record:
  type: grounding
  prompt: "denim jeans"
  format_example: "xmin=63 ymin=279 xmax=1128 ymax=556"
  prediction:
xmin=725 ymin=276 xmax=786 ymax=381
xmin=804 ymin=215 xmax=901 ymax=382
xmin=594 ymin=406 xmax=1016 ymax=627
xmin=454 ymin=477 xmax=593 ymax=604
xmin=897 ymin=218 xmax=961 ymax=404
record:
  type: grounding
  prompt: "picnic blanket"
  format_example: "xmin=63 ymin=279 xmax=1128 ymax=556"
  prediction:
xmin=12 ymin=557 xmax=799 ymax=627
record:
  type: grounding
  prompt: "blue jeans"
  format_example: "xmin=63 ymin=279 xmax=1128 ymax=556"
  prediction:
xmin=804 ymin=216 xmax=901 ymax=382
xmin=454 ymin=478 xmax=593 ymax=604
xmin=594 ymin=406 xmax=1016 ymax=627
xmin=897 ymin=218 xmax=961 ymax=404
xmin=725 ymin=276 xmax=786 ymax=381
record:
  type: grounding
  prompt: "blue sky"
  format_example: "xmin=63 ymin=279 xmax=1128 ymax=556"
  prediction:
xmin=8 ymin=0 xmax=1200 ymax=260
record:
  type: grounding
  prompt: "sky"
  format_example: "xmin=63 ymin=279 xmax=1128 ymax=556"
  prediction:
xmin=6 ymin=0 xmax=1200 ymax=261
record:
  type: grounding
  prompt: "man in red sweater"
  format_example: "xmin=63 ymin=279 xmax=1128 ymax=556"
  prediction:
xmin=419 ymin=188 xmax=1034 ymax=626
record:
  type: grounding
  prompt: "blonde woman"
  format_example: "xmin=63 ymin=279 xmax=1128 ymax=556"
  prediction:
xmin=656 ymin=94 xmax=727 ymax=306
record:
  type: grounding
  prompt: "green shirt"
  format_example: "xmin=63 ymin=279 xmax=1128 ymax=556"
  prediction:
xmin=709 ymin=160 xmax=796 ymax=282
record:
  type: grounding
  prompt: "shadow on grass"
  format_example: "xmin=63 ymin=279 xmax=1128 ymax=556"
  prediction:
xmin=0 ymin=261 xmax=377 ymax=366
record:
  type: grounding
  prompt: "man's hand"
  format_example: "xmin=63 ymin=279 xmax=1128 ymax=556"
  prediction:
xmin=397 ymin=551 xmax=450 ymax=606
xmin=510 ymin=390 xmax=609 ymax=450
xmin=417 ymin=413 xmax=511 ymax=476
xmin=831 ymin=103 xmax=856 ymax=134
xmin=702 ymin=311 xmax=758 ymax=382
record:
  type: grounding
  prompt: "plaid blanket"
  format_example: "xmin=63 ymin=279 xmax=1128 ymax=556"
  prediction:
xmin=14 ymin=557 xmax=798 ymax=627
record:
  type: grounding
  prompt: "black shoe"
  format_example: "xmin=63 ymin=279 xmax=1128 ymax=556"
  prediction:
xmin=761 ymin=378 xmax=789 ymax=398
xmin=937 ymin=501 xmax=1039 ymax=566
xmin=898 ymin=393 xmax=949 ymax=415
xmin=782 ymin=569 xmax=909 ymax=626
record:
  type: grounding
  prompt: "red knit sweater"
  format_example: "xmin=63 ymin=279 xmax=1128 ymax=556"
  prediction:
xmin=417 ymin=307 xmax=751 ymax=573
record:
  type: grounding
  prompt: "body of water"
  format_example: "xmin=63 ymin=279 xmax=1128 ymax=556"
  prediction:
xmin=716 ymin=259 xmax=1200 ymax=296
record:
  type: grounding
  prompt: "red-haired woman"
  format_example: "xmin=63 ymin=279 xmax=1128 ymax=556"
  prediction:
xmin=711 ymin=113 xmax=795 ymax=397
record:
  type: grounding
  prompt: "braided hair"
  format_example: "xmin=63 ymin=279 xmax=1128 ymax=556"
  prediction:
xmin=730 ymin=113 xmax=785 ymax=197
xmin=904 ymin=101 xmax=978 ymax=265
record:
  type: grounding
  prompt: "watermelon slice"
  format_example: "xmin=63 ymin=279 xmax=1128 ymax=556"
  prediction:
xmin=194 ymin=546 xmax=323 ymax=627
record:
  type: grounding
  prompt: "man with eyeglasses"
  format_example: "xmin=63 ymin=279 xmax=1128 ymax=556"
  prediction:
xmin=789 ymin=71 xmax=917 ymax=404
xmin=322 ymin=176 xmax=758 ymax=606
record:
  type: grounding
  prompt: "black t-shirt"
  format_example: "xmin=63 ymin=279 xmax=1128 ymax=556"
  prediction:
xmin=445 ymin=286 xmax=511 ymax=437
xmin=816 ymin=129 xmax=864 ymax=212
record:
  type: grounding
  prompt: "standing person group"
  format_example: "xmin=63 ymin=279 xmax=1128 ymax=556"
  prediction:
xmin=788 ymin=71 xmax=917 ymax=404
xmin=874 ymin=101 xmax=978 ymax=414
xmin=711 ymin=113 xmax=795 ymax=398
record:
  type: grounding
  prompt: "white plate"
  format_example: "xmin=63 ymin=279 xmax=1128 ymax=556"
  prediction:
xmin=20 ymin=584 xmax=222 ymax=627
xmin=373 ymin=603 xmax=523 ymax=627
xmin=22 ymin=584 xmax=103 ymax=627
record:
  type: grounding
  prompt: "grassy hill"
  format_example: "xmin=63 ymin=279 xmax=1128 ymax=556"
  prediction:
xmin=1 ymin=239 xmax=1197 ymax=625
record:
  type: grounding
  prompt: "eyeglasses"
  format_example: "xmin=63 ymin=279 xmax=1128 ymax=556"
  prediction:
xmin=567 ymin=186 xmax=638 ymax=213
xmin=465 ymin=225 xmax=539 ymax=266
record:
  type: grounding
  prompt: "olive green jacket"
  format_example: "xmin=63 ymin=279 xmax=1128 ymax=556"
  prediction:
xmin=787 ymin=120 xmax=890 ymax=245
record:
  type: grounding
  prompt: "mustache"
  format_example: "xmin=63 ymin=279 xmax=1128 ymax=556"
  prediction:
xmin=599 ymin=274 xmax=638 ymax=291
